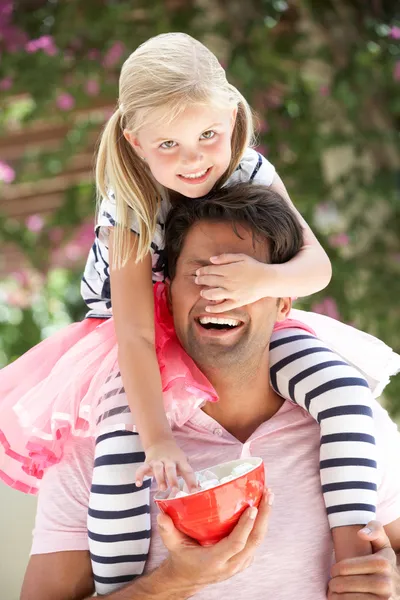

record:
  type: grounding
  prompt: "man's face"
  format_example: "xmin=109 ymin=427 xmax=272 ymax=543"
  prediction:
xmin=168 ymin=220 xmax=291 ymax=371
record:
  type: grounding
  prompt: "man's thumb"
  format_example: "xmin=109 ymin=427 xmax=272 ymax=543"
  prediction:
xmin=157 ymin=513 xmax=183 ymax=549
xmin=358 ymin=520 xmax=394 ymax=557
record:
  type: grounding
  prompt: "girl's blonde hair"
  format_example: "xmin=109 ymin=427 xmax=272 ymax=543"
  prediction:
xmin=96 ymin=32 xmax=255 ymax=267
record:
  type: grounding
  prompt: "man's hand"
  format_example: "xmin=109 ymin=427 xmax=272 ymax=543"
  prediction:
xmin=157 ymin=488 xmax=273 ymax=595
xmin=328 ymin=520 xmax=400 ymax=599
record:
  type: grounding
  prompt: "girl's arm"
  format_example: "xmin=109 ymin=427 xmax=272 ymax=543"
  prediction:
xmin=109 ymin=229 xmax=196 ymax=490
xmin=110 ymin=229 xmax=171 ymax=449
xmin=269 ymin=172 xmax=332 ymax=297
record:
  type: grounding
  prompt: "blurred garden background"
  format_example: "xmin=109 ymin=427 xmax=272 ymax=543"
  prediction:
xmin=1 ymin=0 xmax=399 ymax=418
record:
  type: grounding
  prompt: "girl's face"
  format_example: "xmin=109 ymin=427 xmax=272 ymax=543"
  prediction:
xmin=125 ymin=103 xmax=237 ymax=198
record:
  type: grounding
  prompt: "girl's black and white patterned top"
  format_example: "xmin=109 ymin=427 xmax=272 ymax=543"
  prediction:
xmin=81 ymin=148 xmax=276 ymax=318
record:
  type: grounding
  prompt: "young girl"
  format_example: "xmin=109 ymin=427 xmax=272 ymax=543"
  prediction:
xmin=1 ymin=32 xmax=399 ymax=595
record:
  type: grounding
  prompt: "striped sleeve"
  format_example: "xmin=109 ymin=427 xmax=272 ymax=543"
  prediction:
xmin=229 ymin=147 xmax=276 ymax=187
xmin=96 ymin=193 xmax=141 ymax=248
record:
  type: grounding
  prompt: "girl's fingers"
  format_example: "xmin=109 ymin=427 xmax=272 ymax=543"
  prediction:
xmin=206 ymin=299 xmax=243 ymax=313
xmin=201 ymin=287 xmax=230 ymax=301
xmin=195 ymin=275 xmax=224 ymax=287
xmin=151 ymin=461 xmax=168 ymax=491
xmin=196 ymin=265 xmax=225 ymax=277
xmin=135 ymin=464 xmax=152 ymax=486
xmin=164 ymin=462 xmax=179 ymax=490
xmin=178 ymin=463 xmax=199 ymax=493
xmin=209 ymin=253 xmax=245 ymax=265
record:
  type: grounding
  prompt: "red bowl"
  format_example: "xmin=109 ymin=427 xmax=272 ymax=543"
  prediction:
xmin=155 ymin=457 xmax=265 ymax=546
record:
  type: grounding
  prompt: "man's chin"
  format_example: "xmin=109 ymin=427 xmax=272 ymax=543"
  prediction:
xmin=185 ymin=333 xmax=246 ymax=369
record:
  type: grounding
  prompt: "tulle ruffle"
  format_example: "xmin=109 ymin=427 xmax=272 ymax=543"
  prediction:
xmin=0 ymin=283 xmax=218 ymax=493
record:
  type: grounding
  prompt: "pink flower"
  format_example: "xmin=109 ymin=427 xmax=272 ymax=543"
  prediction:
xmin=0 ymin=76 xmax=12 ymax=90
xmin=85 ymin=79 xmax=100 ymax=96
xmin=312 ymin=297 xmax=340 ymax=321
xmin=393 ymin=61 xmax=400 ymax=82
xmin=87 ymin=48 xmax=100 ymax=60
xmin=328 ymin=232 xmax=349 ymax=248
xmin=103 ymin=41 xmax=125 ymax=68
xmin=319 ymin=85 xmax=330 ymax=96
xmin=254 ymin=144 xmax=268 ymax=156
xmin=25 ymin=35 xmax=58 ymax=56
xmin=390 ymin=26 xmax=400 ymax=40
xmin=6 ymin=290 xmax=31 ymax=309
xmin=25 ymin=214 xmax=44 ymax=233
xmin=64 ymin=242 xmax=85 ymax=261
xmin=56 ymin=92 xmax=75 ymax=111
xmin=0 ymin=160 xmax=15 ymax=183
xmin=11 ymin=270 xmax=30 ymax=287
xmin=49 ymin=226 xmax=64 ymax=244
xmin=258 ymin=118 xmax=269 ymax=133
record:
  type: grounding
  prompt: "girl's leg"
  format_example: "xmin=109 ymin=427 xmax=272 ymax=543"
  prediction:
xmin=269 ymin=328 xmax=378 ymax=530
xmin=88 ymin=372 xmax=151 ymax=596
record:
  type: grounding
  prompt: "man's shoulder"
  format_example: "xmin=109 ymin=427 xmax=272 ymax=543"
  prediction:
xmin=373 ymin=402 xmax=399 ymax=437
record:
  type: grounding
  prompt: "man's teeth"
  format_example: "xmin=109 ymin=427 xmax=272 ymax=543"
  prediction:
xmin=180 ymin=168 xmax=208 ymax=179
xmin=198 ymin=317 xmax=241 ymax=327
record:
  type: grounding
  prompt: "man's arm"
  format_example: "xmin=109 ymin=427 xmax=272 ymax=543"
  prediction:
xmin=20 ymin=490 xmax=273 ymax=600
xmin=20 ymin=552 xmax=94 ymax=600
xmin=20 ymin=551 xmax=193 ymax=600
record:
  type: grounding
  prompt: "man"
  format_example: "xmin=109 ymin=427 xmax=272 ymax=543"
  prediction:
xmin=21 ymin=184 xmax=400 ymax=599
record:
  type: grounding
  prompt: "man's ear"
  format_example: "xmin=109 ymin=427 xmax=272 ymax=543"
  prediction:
xmin=123 ymin=130 xmax=144 ymax=158
xmin=276 ymin=297 xmax=292 ymax=322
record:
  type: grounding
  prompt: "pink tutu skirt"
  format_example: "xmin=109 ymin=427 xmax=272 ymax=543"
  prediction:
xmin=0 ymin=283 xmax=222 ymax=493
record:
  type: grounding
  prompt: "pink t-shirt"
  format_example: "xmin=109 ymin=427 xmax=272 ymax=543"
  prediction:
xmin=31 ymin=401 xmax=400 ymax=600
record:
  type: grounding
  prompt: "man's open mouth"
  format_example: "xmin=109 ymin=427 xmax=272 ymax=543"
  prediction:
xmin=196 ymin=316 xmax=243 ymax=331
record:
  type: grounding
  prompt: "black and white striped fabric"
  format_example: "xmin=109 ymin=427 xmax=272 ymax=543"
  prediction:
xmin=88 ymin=430 xmax=149 ymax=596
xmin=80 ymin=148 xmax=276 ymax=318
xmin=87 ymin=329 xmax=377 ymax=596
xmin=270 ymin=328 xmax=377 ymax=528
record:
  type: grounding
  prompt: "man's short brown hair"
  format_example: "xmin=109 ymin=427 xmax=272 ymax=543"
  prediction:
xmin=164 ymin=182 xmax=304 ymax=280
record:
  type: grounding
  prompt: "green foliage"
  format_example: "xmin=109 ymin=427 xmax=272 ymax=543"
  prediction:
xmin=0 ymin=0 xmax=399 ymax=414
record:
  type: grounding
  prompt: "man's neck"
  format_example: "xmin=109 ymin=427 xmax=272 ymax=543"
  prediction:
xmin=200 ymin=354 xmax=284 ymax=443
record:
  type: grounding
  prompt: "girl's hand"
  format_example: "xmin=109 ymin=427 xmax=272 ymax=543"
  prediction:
xmin=195 ymin=254 xmax=273 ymax=313
xmin=135 ymin=438 xmax=199 ymax=493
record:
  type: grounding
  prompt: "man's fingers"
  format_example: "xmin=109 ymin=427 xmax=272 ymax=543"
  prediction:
xmin=329 ymin=573 xmax=393 ymax=597
xmin=157 ymin=513 xmax=186 ymax=549
xmin=331 ymin=554 xmax=393 ymax=578
xmin=358 ymin=521 xmax=395 ymax=563
xmin=215 ymin=506 xmax=258 ymax=562
xmin=234 ymin=489 xmax=273 ymax=561
xmin=329 ymin=593 xmax=384 ymax=600
xmin=157 ymin=512 xmax=200 ymax=553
